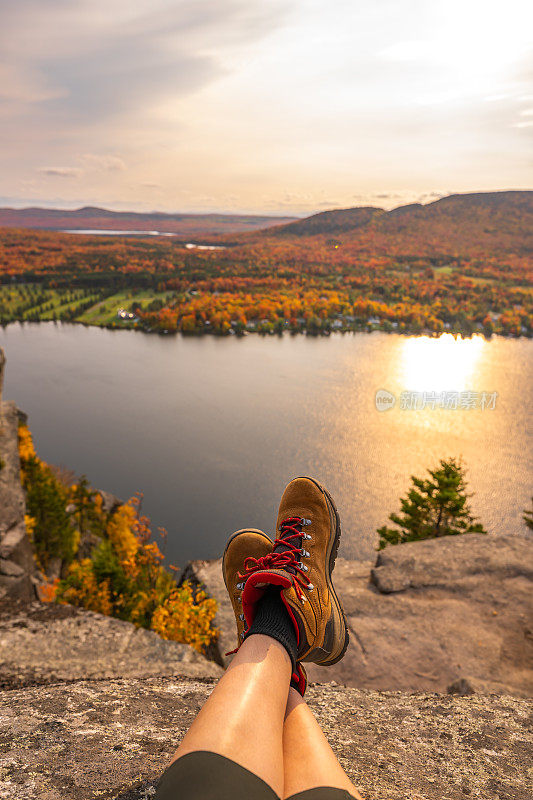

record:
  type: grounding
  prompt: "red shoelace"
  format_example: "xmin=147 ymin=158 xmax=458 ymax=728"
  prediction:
xmin=238 ymin=516 xmax=311 ymax=602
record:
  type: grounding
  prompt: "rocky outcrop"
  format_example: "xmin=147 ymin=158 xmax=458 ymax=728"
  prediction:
xmin=0 ymin=401 xmax=36 ymax=602
xmin=181 ymin=534 xmax=533 ymax=696
xmin=1 ymin=676 xmax=531 ymax=800
xmin=0 ymin=599 xmax=222 ymax=689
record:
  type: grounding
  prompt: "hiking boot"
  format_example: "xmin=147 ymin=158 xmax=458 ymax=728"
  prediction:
xmin=222 ymin=528 xmax=273 ymax=652
xmin=241 ymin=477 xmax=349 ymax=665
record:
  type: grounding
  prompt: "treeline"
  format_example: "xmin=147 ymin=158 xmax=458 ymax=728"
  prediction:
xmin=0 ymin=228 xmax=531 ymax=337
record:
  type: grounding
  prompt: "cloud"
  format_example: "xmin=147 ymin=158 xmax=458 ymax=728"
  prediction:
xmin=81 ymin=154 xmax=126 ymax=172
xmin=418 ymin=191 xmax=446 ymax=201
xmin=1 ymin=0 xmax=532 ymax=213
xmin=38 ymin=166 xmax=83 ymax=178
xmin=37 ymin=155 xmax=126 ymax=179
xmin=0 ymin=0 xmax=293 ymax=124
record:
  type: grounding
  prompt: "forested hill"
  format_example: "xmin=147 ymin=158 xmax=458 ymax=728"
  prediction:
xmin=0 ymin=190 xmax=531 ymax=338
xmin=0 ymin=206 xmax=297 ymax=236
xmin=260 ymin=191 xmax=533 ymax=259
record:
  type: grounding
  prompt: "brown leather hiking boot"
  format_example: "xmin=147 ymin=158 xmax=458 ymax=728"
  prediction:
xmin=222 ymin=528 xmax=273 ymax=652
xmin=241 ymin=477 xmax=349 ymax=665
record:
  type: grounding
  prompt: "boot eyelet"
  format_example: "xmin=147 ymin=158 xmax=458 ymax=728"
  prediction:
xmin=240 ymin=631 xmax=246 ymax=639
xmin=303 ymin=518 xmax=312 ymax=525
xmin=239 ymin=613 xmax=245 ymax=620
xmin=308 ymin=583 xmax=314 ymax=590
xmin=303 ymin=550 xmax=310 ymax=557
xmin=304 ymin=533 xmax=312 ymax=540
xmin=236 ymin=582 xmax=244 ymax=590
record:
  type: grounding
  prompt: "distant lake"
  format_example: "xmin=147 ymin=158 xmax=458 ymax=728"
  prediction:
xmin=62 ymin=231 xmax=226 ymax=248
xmin=62 ymin=229 xmax=178 ymax=236
xmin=1 ymin=323 xmax=531 ymax=567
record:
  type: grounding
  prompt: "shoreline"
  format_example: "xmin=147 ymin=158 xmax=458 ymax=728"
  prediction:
xmin=1 ymin=318 xmax=530 ymax=340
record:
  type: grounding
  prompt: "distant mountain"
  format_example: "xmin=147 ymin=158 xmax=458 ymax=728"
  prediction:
xmin=262 ymin=191 xmax=533 ymax=258
xmin=0 ymin=206 xmax=297 ymax=236
xmin=272 ymin=206 xmax=384 ymax=237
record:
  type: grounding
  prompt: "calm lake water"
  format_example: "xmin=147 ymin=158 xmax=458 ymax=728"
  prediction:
xmin=1 ymin=323 xmax=531 ymax=566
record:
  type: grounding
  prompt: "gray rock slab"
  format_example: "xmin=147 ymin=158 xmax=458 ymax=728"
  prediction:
xmin=0 ymin=677 xmax=531 ymax=800
xmin=0 ymin=402 xmax=26 ymax=536
xmin=0 ymin=402 xmax=36 ymax=600
xmin=309 ymin=537 xmax=533 ymax=696
xmin=0 ymin=601 xmax=222 ymax=689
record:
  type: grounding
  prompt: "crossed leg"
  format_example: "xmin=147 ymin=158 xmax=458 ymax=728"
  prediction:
xmin=164 ymin=634 xmax=361 ymax=800
xmin=283 ymin=688 xmax=361 ymax=799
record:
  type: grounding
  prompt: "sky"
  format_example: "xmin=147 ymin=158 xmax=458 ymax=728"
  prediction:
xmin=1 ymin=0 xmax=532 ymax=216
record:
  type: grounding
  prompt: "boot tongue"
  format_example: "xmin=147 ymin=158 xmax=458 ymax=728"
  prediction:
xmin=273 ymin=518 xmax=303 ymax=574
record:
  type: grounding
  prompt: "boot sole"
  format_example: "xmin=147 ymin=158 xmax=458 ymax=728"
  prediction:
xmin=301 ymin=477 xmax=349 ymax=666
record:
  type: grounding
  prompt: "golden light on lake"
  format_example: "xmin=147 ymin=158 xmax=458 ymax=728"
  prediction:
xmin=400 ymin=334 xmax=486 ymax=393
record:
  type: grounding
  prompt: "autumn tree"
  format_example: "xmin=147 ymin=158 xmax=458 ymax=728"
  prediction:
xmin=18 ymin=424 xmax=78 ymax=570
xmin=70 ymin=475 xmax=103 ymax=537
xmin=57 ymin=494 xmax=219 ymax=651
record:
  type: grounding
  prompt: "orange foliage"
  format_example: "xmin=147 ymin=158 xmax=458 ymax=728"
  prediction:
xmin=37 ymin=577 xmax=60 ymax=603
xmin=1 ymin=192 xmax=531 ymax=337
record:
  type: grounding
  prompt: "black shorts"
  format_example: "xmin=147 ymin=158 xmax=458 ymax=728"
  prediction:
xmin=154 ymin=751 xmax=355 ymax=800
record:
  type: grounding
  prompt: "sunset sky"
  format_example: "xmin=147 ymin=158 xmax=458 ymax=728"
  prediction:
xmin=1 ymin=0 xmax=532 ymax=216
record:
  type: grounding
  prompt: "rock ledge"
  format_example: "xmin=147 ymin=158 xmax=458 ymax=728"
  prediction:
xmin=1 ymin=676 xmax=531 ymax=800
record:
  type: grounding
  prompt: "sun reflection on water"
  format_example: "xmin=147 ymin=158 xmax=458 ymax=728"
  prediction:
xmin=400 ymin=334 xmax=486 ymax=393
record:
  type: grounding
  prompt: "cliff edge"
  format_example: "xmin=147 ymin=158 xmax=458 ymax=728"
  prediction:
xmin=0 ymin=401 xmax=36 ymax=601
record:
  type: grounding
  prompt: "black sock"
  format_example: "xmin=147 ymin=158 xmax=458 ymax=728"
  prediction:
xmin=247 ymin=588 xmax=298 ymax=671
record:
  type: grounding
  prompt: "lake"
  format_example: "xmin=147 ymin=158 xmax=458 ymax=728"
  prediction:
xmin=62 ymin=229 xmax=178 ymax=236
xmin=1 ymin=323 xmax=531 ymax=567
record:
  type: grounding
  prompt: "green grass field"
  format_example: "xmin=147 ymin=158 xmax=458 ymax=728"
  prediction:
xmin=0 ymin=286 xmax=173 ymax=325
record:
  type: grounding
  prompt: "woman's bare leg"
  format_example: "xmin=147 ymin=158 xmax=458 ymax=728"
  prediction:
xmin=283 ymin=688 xmax=362 ymax=799
xmin=171 ymin=633 xmax=291 ymax=798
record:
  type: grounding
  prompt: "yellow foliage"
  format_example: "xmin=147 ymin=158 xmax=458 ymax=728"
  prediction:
xmin=24 ymin=514 xmax=36 ymax=540
xmin=58 ymin=559 xmax=113 ymax=616
xmin=25 ymin=513 xmax=45 ymax=572
xmin=106 ymin=502 xmax=139 ymax=563
xmin=128 ymin=589 xmax=154 ymax=625
xmin=18 ymin=424 xmax=37 ymax=462
xmin=151 ymin=581 xmax=218 ymax=652
xmin=54 ymin=489 xmax=217 ymax=653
